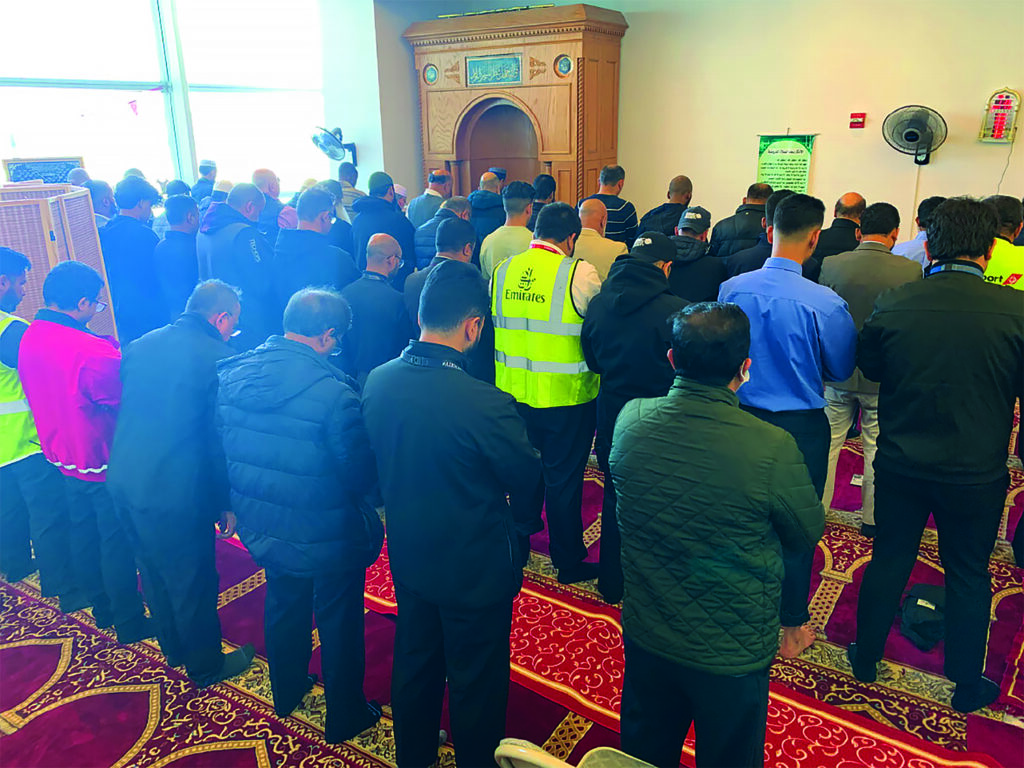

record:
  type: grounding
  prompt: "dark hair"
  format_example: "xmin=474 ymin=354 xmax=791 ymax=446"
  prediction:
xmin=113 ymin=176 xmax=161 ymax=209
xmin=124 ymin=168 xmax=146 ymax=179
xmin=0 ymin=247 xmax=31 ymax=277
xmin=599 ymin=165 xmax=625 ymax=186
xmin=419 ymin=260 xmax=489 ymax=333
xmin=532 ymin=174 xmax=556 ymax=200
xmin=163 ymin=194 xmax=198 ymax=226
xmin=186 ymin=279 xmax=240 ymax=316
xmin=316 ymin=179 xmax=344 ymax=203
xmin=917 ymin=196 xmax=947 ymax=231
xmin=435 ymin=217 xmax=477 ymax=254
xmin=746 ymin=182 xmax=773 ymax=201
xmin=859 ymin=202 xmax=900 ymax=237
xmin=338 ymin=162 xmax=358 ymax=184
xmin=984 ymin=194 xmax=1024 ymax=235
xmin=834 ymin=195 xmax=866 ymax=219
xmin=428 ymin=169 xmax=450 ymax=184
xmin=297 ymin=187 xmax=335 ymax=222
xmin=198 ymin=162 xmax=217 ymax=176
xmin=764 ymin=189 xmax=794 ymax=226
xmin=534 ymin=202 xmax=582 ymax=243
xmin=282 ymin=288 xmax=351 ymax=337
xmin=165 ymin=179 xmax=191 ymax=196
xmin=670 ymin=302 xmax=750 ymax=386
xmin=772 ymin=193 xmax=825 ymax=237
xmin=83 ymin=180 xmax=111 ymax=207
xmin=926 ymin=197 xmax=999 ymax=262
xmin=502 ymin=181 xmax=535 ymax=216
xmin=42 ymin=261 xmax=103 ymax=310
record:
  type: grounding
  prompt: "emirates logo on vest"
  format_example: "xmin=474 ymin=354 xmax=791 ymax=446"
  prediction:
xmin=506 ymin=267 xmax=547 ymax=303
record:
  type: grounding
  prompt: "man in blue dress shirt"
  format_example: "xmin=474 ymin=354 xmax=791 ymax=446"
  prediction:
xmin=719 ymin=193 xmax=856 ymax=659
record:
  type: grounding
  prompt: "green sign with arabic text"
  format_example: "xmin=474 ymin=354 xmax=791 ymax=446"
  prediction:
xmin=467 ymin=55 xmax=522 ymax=86
xmin=757 ymin=135 xmax=815 ymax=194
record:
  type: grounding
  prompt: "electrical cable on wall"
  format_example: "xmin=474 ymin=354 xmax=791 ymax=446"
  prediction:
xmin=995 ymin=138 xmax=1015 ymax=194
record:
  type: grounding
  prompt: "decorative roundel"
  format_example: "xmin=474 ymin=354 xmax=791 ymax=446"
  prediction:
xmin=423 ymin=64 xmax=439 ymax=85
xmin=554 ymin=55 xmax=573 ymax=78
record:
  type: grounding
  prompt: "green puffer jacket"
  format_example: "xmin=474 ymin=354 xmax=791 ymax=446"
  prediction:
xmin=610 ymin=377 xmax=825 ymax=675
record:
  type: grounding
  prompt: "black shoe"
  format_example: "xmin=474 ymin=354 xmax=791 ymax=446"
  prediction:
xmin=92 ymin=605 xmax=115 ymax=629
xmin=58 ymin=592 xmax=90 ymax=614
xmin=557 ymin=562 xmax=599 ymax=585
xmin=116 ymin=617 xmax=157 ymax=644
xmin=951 ymin=677 xmax=1000 ymax=713
xmin=325 ymin=700 xmax=382 ymax=744
xmin=598 ymin=580 xmax=623 ymax=605
xmin=847 ymin=643 xmax=877 ymax=683
xmin=274 ymin=673 xmax=318 ymax=718
xmin=860 ymin=524 xmax=876 ymax=539
xmin=191 ymin=644 xmax=256 ymax=688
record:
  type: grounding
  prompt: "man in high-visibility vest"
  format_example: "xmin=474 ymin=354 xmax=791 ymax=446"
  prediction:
xmin=491 ymin=202 xmax=602 ymax=584
xmin=0 ymin=247 xmax=81 ymax=609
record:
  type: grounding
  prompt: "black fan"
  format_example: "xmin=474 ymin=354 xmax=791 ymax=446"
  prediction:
xmin=312 ymin=127 xmax=358 ymax=166
xmin=882 ymin=106 xmax=948 ymax=165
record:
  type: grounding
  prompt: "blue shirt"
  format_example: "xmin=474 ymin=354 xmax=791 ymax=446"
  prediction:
xmin=718 ymin=257 xmax=856 ymax=411
xmin=892 ymin=231 xmax=929 ymax=272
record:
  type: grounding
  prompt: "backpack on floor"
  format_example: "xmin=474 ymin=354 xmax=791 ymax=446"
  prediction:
xmin=900 ymin=584 xmax=946 ymax=651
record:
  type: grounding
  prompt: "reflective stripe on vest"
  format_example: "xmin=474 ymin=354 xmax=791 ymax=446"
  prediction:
xmin=0 ymin=312 xmax=42 ymax=466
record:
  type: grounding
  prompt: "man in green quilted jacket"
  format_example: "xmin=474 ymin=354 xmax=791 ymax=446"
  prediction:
xmin=611 ymin=302 xmax=824 ymax=768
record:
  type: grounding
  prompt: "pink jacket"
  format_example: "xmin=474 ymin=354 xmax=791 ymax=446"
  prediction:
xmin=18 ymin=313 xmax=121 ymax=482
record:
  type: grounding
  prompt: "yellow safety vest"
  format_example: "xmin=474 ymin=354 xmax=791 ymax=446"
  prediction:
xmin=984 ymin=237 xmax=1024 ymax=290
xmin=0 ymin=312 xmax=41 ymax=467
xmin=492 ymin=246 xmax=599 ymax=409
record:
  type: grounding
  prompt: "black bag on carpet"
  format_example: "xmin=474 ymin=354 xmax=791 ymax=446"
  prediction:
xmin=900 ymin=584 xmax=946 ymax=651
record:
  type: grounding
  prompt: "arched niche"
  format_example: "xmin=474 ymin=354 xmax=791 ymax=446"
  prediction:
xmin=456 ymin=98 xmax=541 ymax=193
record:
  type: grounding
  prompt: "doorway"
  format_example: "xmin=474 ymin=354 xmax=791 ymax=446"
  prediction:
xmin=459 ymin=101 xmax=540 ymax=189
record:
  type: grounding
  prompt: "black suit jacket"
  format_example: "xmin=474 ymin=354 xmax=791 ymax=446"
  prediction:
xmin=815 ymin=218 xmax=860 ymax=260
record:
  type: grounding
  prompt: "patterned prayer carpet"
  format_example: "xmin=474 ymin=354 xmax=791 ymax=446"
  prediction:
xmin=1 ymin=437 xmax=1022 ymax=767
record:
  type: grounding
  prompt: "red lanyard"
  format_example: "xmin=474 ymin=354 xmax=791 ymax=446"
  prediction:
xmin=530 ymin=241 xmax=564 ymax=256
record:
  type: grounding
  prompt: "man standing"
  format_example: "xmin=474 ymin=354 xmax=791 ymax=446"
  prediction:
xmin=350 ymin=171 xmax=416 ymax=288
xmin=218 ymin=288 xmax=383 ymax=741
xmin=850 ymin=198 xmax=1024 ymax=714
xmin=253 ymin=168 xmax=286 ymax=245
xmin=197 ymin=183 xmax=276 ymax=349
xmin=192 ymin=160 xmax=217 ymax=203
xmin=725 ymin=189 xmax=793 ymax=278
xmin=414 ymin=196 xmax=471 ymax=270
xmin=528 ymin=174 xmax=556 ymax=231
xmin=719 ymin=194 xmax=856 ymax=658
xmin=667 ymin=205 xmax=726 ymax=302
xmin=580 ymin=165 xmax=638 ymax=246
xmin=613 ymin=303 xmax=824 ymax=768
xmin=337 ymin=162 xmax=365 ymax=221
xmin=480 ymin=181 xmax=534 ymax=279
xmin=574 ymin=198 xmax=628 ymax=281
xmin=983 ymin=195 xmax=1024 ymax=290
xmin=492 ymin=203 xmax=602 ymax=584
xmin=404 ymin=217 xmax=476 ymax=326
xmin=107 ymin=281 xmax=255 ymax=685
xmin=406 ymin=169 xmax=451 ymax=229
xmin=153 ymin=194 xmax=200 ymax=317
xmin=580 ymin=232 xmax=688 ymax=603
xmin=819 ymin=203 xmax=922 ymax=536
xmin=340 ymin=234 xmax=415 ymax=385
xmin=814 ymin=193 xmax=866 ymax=260
xmin=708 ymin=183 xmax=772 ymax=258
xmin=100 ymin=175 xmax=168 ymax=343
xmin=18 ymin=262 xmax=151 ymax=644
xmin=468 ymin=172 xmax=506 ymax=251
xmin=363 ymin=261 xmax=542 ymax=768
xmin=893 ymin=196 xmax=947 ymax=272
xmin=0 ymin=249 xmax=78 ymax=607
xmin=274 ymin=186 xmax=361 ymax=317
xmin=638 ymin=175 xmax=694 ymax=236
xmin=84 ymin=180 xmax=117 ymax=227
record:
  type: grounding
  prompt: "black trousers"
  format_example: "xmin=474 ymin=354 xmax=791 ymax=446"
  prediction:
xmin=263 ymin=564 xmax=368 ymax=742
xmin=594 ymin=393 xmax=629 ymax=599
xmin=62 ymin=476 xmax=146 ymax=631
xmin=510 ymin=400 xmax=596 ymax=571
xmin=742 ymin=406 xmax=828 ymax=627
xmin=122 ymin=507 xmax=223 ymax=678
xmin=621 ymin=637 xmax=769 ymax=768
xmin=392 ymin=583 xmax=513 ymax=768
xmin=0 ymin=461 xmax=33 ymax=579
xmin=855 ymin=468 xmax=1008 ymax=684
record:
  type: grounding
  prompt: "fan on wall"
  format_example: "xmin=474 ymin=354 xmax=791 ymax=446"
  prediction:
xmin=882 ymin=106 xmax=948 ymax=165
xmin=312 ymin=127 xmax=358 ymax=167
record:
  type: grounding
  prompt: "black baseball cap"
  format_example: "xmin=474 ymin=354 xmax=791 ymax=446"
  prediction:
xmin=630 ymin=231 xmax=675 ymax=263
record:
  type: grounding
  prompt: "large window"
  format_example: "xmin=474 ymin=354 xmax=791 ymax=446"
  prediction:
xmin=0 ymin=0 xmax=328 ymax=194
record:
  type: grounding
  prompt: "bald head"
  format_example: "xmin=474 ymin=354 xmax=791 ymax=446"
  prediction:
xmin=579 ymin=198 xmax=608 ymax=235
xmin=227 ymin=183 xmax=266 ymax=222
xmin=479 ymin=172 xmax=500 ymax=193
xmin=667 ymin=175 xmax=693 ymax=204
xmin=365 ymin=233 xmax=402 ymax=277
xmin=834 ymin=192 xmax=866 ymax=222
xmin=67 ymin=168 xmax=90 ymax=186
xmin=252 ymin=168 xmax=280 ymax=200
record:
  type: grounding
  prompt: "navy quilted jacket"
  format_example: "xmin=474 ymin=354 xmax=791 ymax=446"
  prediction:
xmin=610 ymin=378 xmax=824 ymax=674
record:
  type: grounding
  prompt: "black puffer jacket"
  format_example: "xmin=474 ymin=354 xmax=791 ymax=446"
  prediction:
xmin=708 ymin=203 xmax=766 ymax=258
xmin=351 ymin=195 xmax=416 ymax=288
xmin=217 ymin=336 xmax=382 ymax=576
xmin=668 ymin=235 xmax=727 ymax=303
xmin=414 ymin=207 xmax=457 ymax=269
xmin=638 ymin=202 xmax=686 ymax=237
xmin=468 ymin=189 xmax=505 ymax=244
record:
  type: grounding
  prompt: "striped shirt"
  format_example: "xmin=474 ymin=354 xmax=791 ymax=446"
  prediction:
xmin=580 ymin=193 xmax=638 ymax=246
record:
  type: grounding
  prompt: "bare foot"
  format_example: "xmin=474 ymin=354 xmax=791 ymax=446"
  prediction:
xmin=779 ymin=624 xmax=816 ymax=658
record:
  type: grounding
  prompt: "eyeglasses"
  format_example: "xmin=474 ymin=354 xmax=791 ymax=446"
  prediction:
xmin=93 ymin=300 xmax=107 ymax=313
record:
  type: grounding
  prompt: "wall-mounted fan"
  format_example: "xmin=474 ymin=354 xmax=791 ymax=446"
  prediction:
xmin=882 ymin=106 xmax=948 ymax=165
xmin=312 ymin=127 xmax=358 ymax=167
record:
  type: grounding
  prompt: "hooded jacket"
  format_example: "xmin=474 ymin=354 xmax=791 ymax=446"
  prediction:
xmin=197 ymin=204 xmax=276 ymax=350
xmin=468 ymin=189 xmax=505 ymax=246
xmin=581 ymin=258 xmax=688 ymax=438
xmin=217 ymin=336 xmax=381 ymax=576
xmin=414 ymin=207 xmax=457 ymax=269
xmin=99 ymin=214 xmax=168 ymax=343
xmin=667 ymin=235 xmax=727 ymax=303
xmin=351 ymin=195 xmax=416 ymax=288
